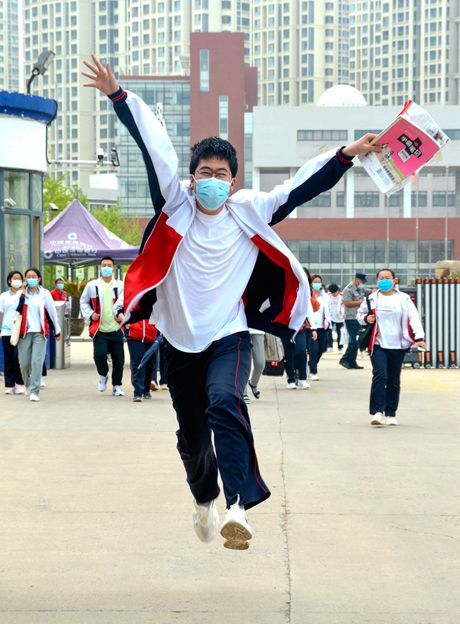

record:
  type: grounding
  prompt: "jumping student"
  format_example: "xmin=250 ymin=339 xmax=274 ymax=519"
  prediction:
xmin=82 ymin=54 xmax=380 ymax=550
xmin=358 ymin=269 xmax=426 ymax=426
xmin=80 ymin=256 xmax=125 ymax=396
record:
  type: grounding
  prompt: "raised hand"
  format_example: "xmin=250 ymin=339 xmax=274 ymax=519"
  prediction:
xmin=342 ymin=133 xmax=381 ymax=158
xmin=81 ymin=54 xmax=119 ymax=95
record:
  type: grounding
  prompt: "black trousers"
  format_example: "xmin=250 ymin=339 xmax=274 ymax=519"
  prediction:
xmin=93 ymin=330 xmax=125 ymax=386
xmin=2 ymin=336 xmax=24 ymax=387
xmin=307 ymin=328 xmax=328 ymax=374
xmin=165 ymin=331 xmax=270 ymax=510
xmin=370 ymin=345 xmax=407 ymax=416
xmin=282 ymin=330 xmax=307 ymax=383
xmin=127 ymin=339 xmax=155 ymax=397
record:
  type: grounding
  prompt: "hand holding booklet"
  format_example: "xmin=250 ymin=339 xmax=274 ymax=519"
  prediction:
xmin=359 ymin=101 xmax=450 ymax=194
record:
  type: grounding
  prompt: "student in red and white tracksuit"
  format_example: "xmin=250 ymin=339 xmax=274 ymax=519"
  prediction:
xmin=357 ymin=269 xmax=427 ymax=427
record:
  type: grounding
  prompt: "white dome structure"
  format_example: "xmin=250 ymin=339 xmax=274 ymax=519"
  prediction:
xmin=317 ymin=85 xmax=367 ymax=107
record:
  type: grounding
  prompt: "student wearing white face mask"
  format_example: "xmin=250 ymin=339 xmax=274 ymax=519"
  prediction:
xmin=308 ymin=275 xmax=331 ymax=381
xmin=0 ymin=271 xmax=25 ymax=394
xmin=357 ymin=268 xmax=427 ymax=427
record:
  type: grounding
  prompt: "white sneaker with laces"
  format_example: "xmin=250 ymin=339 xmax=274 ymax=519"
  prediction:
xmin=387 ymin=417 xmax=399 ymax=426
xmin=220 ymin=503 xmax=253 ymax=550
xmin=296 ymin=380 xmax=311 ymax=389
xmin=98 ymin=374 xmax=109 ymax=392
xmin=30 ymin=394 xmax=40 ymax=402
xmin=4 ymin=387 xmax=15 ymax=395
xmin=370 ymin=412 xmax=387 ymax=426
xmin=112 ymin=385 xmax=125 ymax=396
xmin=193 ymin=499 xmax=220 ymax=543
xmin=286 ymin=382 xmax=296 ymax=389
xmin=15 ymin=384 xmax=25 ymax=395
xmin=310 ymin=373 xmax=319 ymax=381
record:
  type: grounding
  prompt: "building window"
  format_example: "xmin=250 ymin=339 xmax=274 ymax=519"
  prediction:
xmin=219 ymin=96 xmax=228 ymax=140
xmin=297 ymin=129 xmax=348 ymax=141
xmin=199 ymin=49 xmax=209 ymax=92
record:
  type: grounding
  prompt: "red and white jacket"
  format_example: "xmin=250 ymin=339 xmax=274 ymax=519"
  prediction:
xmin=17 ymin=287 xmax=61 ymax=339
xmin=113 ymin=293 xmax=157 ymax=342
xmin=80 ymin=278 xmax=124 ymax=338
xmin=357 ymin=290 xmax=425 ymax=354
xmin=109 ymin=88 xmax=354 ymax=341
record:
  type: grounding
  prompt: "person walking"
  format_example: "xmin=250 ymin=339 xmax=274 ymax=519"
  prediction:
xmin=358 ymin=269 xmax=426 ymax=426
xmin=50 ymin=277 xmax=67 ymax=301
xmin=307 ymin=275 xmax=331 ymax=381
xmin=82 ymin=53 xmax=380 ymax=550
xmin=244 ymin=329 xmax=265 ymax=402
xmin=328 ymin=283 xmax=345 ymax=352
xmin=0 ymin=271 xmax=25 ymax=394
xmin=339 ymin=272 xmax=368 ymax=370
xmin=114 ymin=296 xmax=157 ymax=402
xmin=16 ymin=268 xmax=61 ymax=402
xmin=80 ymin=256 xmax=125 ymax=396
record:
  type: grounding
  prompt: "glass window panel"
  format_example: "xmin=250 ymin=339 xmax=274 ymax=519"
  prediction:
xmin=31 ymin=173 xmax=42 ymax=212
xmin=5 ymin=214 xmax=30 ymax=272
xmin=3 ymin=170 xmax=29 ymax=209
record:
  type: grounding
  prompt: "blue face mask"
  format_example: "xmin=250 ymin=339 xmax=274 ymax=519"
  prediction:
xmin=312 ymin=283 xmax=322 ymax=291
xmin=194 ymin=177 xmax=231 ymax=211
xmin=57 ymin=283 xmax=65 ymax=291
xmin=357 ymin=283 xmax=366 ymax=290
xmin=101 ymin=266 xmax=113 ymax=278
xmin=378 ymin=278 xmax=394 ymax=292
xmin=27 ymin=278 xmax=38 ymax=288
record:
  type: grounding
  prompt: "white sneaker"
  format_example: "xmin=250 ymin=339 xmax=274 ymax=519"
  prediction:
xmin=98 ymin=374 xmax=109 ymax=392
xmin=310 ymin=373 xmax=319 ymax=381
xmin=296 ymin=380 xmax=311 ymax=389
xmin=370 ymin=412 xmax=387 ymax=426
xmin=243 ymin=392 xmax=250 ymax=404
xmin=150 ymin=380 xmax=159 ymax=392
xmin=387 ymin=417 xmax=399 ymax=426
xmin=112 ymin=385 xmax=125 ymax=396
xmin=193 ymin=499 xmax=220 ymax=543
xmin=220 ymin=503 xmax=253 ymax=550
xmin=40 ymin=379 xmax=46 ymax=388
xmin=15 ymin=384 xmax=26 ymax=395
xmin=286 ymin=382 xmax=296 ymax=389
xmin=30 ymin=394 xmax=40 ymax=402
xmin=4 ymin=387 xmax=15 ymax=395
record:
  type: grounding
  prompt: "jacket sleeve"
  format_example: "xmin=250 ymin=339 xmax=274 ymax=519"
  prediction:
xmin=79 ymin=283 xmax=93 ymax=320
xmin=239 ymin=147 xmax=353 ymax=225
xmin=407 ymin=298 xmax=425 ymax=340
xmin=113 ymin=291 xmax=124 ymax=319
xmin=357 ymin=298 xmax=370 ymax=325
xmin=109 ymin=88 xmax=185 ymax=214
xmin=44 ymin=291 xmax=61 ymax=336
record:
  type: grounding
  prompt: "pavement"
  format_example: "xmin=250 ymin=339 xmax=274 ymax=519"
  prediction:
xmin=1 ymin=341 xmax=459 ymax=624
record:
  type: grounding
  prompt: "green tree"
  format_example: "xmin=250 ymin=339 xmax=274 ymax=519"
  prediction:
xmin=91 ymin=203 xmax=141 ymax=246
xmin=43 ymin=175 xmax=88 ymax=224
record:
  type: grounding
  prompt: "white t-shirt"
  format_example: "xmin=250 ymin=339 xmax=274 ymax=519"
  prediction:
xmin=0 ymin=289 xmax=20 ymax=336
xmin=312 ymin=293 xmax=329 ymax=329
xmin=24 ymin=289 xmax=45 ymax=333
xmin=328 ymin=293 xmax=344 ymax=323
xmin=375 ymin=293 xmax=404 ymax=349
xmin=153 ymin=207 xmax=259 ymax=353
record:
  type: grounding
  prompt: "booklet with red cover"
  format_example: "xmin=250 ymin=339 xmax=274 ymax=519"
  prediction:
xmin=359 ymin=101 xmax=449 ymax=194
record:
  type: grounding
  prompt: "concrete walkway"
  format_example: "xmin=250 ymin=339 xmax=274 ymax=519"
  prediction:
xmin=1 ymin=342 xmax=459 ymax=624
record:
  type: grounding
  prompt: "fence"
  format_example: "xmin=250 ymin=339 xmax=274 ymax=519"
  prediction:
xmin=416 ymin=278 xmax=460 ymax=368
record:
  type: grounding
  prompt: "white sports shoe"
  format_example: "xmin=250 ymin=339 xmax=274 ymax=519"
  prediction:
xmin=286 ymin=382 xmax=296 ymax=389
xmin=296 ymin=380 xmax=311 ymax=389
xmin=370 ymin=412 xmax=387 ymax=426
xmin=40 ymin=379 xmax=46 ymax=388
xmin=98 ymin=374 xmax=109 ymax=392
xmin=112 ymin=385 xmax=125 ymax=396
xmin=310 ymin=373 xmax=319 ymax=381
xmin=30 ymin=394 xmax=40 ymax=402
xmin=220 ymin=503 xmax=253 ymax=550
xmin=193 ymin=499 xmax=220 ymax=543
xmin=387 ymin=417 xmax=399 ymax=426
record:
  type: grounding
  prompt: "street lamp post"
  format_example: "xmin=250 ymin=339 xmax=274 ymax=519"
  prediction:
xmin=26 ymin=50 xmax=55 ymax=94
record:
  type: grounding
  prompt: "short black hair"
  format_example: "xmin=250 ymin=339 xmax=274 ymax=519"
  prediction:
xmin=376 ymin=268 xmax=395 ymax=279
xmin=100 ymin=256 xmax=115 ymax=266
xmin=7 ymin=270 xmax=23 ymax=286
xmin=328 ymin=283 xmax=339 ymax=293
xmin=189 ymin=137 xmax=238 ymax=178
xmin=25 ymin=267 xmax=42 ymax=281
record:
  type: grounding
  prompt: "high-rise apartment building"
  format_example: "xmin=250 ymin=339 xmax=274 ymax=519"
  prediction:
xmin=22 ymin=0 xmax=124 ymax=188
xmin=0 ymin=0 xmax=22 ymax=91
xmin=349 ymin=0 xmax=460 ymax=106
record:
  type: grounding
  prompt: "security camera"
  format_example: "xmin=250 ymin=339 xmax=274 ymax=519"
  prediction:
xmin=96 ymin=147 xmax=105 ymax=164
xmin=110 ymin=147 xmax=120 ymax=167
xmin=49 ymin=202 xmax=59 ymax=211
xmin=4 ymin=197 xmax=16 ymax=208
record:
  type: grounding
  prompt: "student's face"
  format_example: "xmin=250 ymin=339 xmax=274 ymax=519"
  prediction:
xmin=190 ymin=157 xmax=236 ymax=193
xmin=9 ymin=272 xmax=22 ymax=286
xmin=101 ymin=260 xmax=114 ymax=269
xmin=377 ymin=270 xmax=395 ymax=283
xmin=25 ymin=270 xmax=40 ymax=283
